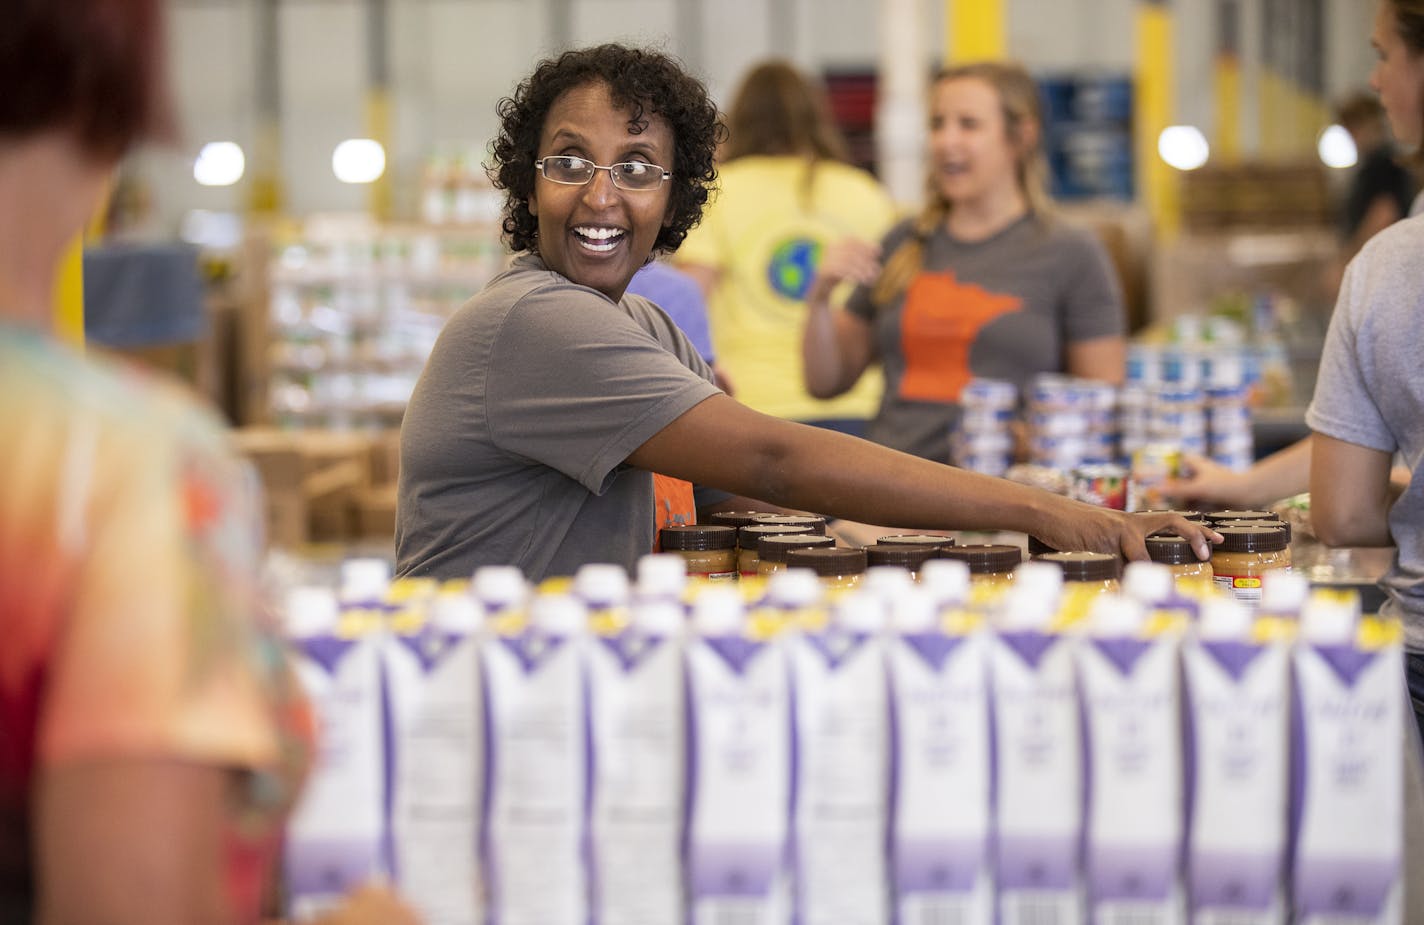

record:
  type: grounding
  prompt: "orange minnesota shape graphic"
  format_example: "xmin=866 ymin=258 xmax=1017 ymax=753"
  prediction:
xmin=898 ymin=271 xmax=1022 ymax=403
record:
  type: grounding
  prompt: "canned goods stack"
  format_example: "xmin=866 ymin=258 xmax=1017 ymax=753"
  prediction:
xmin=1149 ymin=386 xmax=1208 ymax=455
xmin=1205 ymin=353 xmax=1254 ymax=471
xmin=1025 ymin=374 xmax=1117 ymax=471
xmin=952 ymin=378 xmax=1016 ymax=476
xmin=1117 ymin=383 xmax=1151 ymax=460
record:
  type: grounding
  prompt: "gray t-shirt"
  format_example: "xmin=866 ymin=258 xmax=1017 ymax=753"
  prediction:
xmin=847 ymin=215 xmax=1124 ymax=461
xmin=396 ymin=254 xmax=721 ymax=581
xmin=1306 ymin=214 xmax=1424 ymax=651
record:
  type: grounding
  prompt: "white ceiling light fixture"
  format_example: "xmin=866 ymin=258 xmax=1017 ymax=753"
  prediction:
xmin=193 ymin=141 xmax=246 ymax=187
xmin=333 ymin=138 xmax=386 ymax=184
xmin=1317 ymin=124 xmax=1358 ymax=169
xmin=1158 ymin=125 xmax=1210 ymax=171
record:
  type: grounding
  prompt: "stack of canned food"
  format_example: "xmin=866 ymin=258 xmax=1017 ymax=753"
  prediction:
xmin=952 ymin=377 xmax=1017 ymax=476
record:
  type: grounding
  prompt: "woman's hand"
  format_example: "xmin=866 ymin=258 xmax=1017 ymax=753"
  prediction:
xmin=805 ymin=238 xmax=882 ymax=306
xmin=1163 ymin=452 xmax=1257 ymax=509
xmin=1034 ymin=501 xmax=1220 ymax=562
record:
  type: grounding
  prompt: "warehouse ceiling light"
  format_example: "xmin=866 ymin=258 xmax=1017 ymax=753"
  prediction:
xmin=1317 ymin=124 xmax=1358 ymax=169
xmin=1158 ymin=126 xmax=1210 ymax=171
xmin=193 ymin=141 xmax=246 ymax=187
xmin=333 ymin=138 xmax=386 ymax=184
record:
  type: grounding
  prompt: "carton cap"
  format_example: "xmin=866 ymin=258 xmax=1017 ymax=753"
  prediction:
xmin=890 ymin=586 xmax=938 ymax=633
xmin=636 ymin=554 xmax=688 ymax=596
xmin=1300 ymin=593 xmax=1360 ymax=645
xmin=340 ymin=557 xmax=391 ymax=601
xmin=1000 ymin=562 xmax=1062 ymax=629
xmin=574 ymin=563 xmax=630 ymax=605
xmin=765 ymin=568 xmax=822 ymax=608
xmin=284 ymin=585 xmax=339 ymax=638
xmin=1199 ymin=597 xmax=1252 ymax=640
xmin=692 ymin=586 xmax=746 ymax=635
xmin=1260 ymin=571 xmax=1309 ymax=614
xmin=530 ymin=593 xmax=586 ymax=635
xmin=862 ymin=565 xmax=915 ymax=598
xmin=472 ymin=566 xmax=528 ymax=609
xmin=833 ymin=590 xmax=887 ymax=633
xmin=633 ymin=600 xmax=683 ymax=636
xmin=1123 ymin=562 xmax=1174 ymax=604
xmin=1090 ymin=594 xmax=1145 ymax=637
xmin=920 ymin=559 xmax=971 ymax=605
xmin=431 ymin=593 xmax=483 ymax=634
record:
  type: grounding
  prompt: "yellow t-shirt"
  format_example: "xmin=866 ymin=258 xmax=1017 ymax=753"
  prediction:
xmin=677 ymin=156 xmax=899 ymax=422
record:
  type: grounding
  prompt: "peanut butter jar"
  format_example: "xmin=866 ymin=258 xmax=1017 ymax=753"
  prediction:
xmin=1216 ymin=519 xmax=1292 ymax=568
xmin=757 ymin=533 xmax=836 ymax=577
xmin=1145 ymin=534 xmax=1214 ymax=584
xmin=865 ymin=543 xmax=939 ymax=582
xmin=706 ymin=510 xmax=767 ymax=530
xmin=874 ymin=533 xmax=957 ymax=552
xmin=1035 ymin=551 xmax=1123 ymax=594
xmin=659 ymin=524 xmax=738 ymax=580
xmin=940 ymin=544 xmax=1024 ymax=592
xmin=1211 ymin=525 xmax=1290 ymax=607
xmin=738 ymin=524 xmax=817 ymax=577
xmin=785 ymin=546 xmax=866 ymax=591
xmin=751 ymin=513 xmax=828 ymax=535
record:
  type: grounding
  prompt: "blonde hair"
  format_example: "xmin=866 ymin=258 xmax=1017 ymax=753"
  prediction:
xmin=872 ymin=61 xmax=1052 ymax=307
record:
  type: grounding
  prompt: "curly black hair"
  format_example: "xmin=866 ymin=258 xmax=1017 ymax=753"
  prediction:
xmin=488 ymin=44 xmax=725 ymax=257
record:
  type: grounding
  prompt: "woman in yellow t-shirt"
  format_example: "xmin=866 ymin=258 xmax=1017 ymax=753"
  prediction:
xmin=677 ymin=60 xmax=899 ymax=436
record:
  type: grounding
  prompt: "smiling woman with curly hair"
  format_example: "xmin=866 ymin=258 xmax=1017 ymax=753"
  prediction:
xmin=396 ymin=42 xmax=1216 ymax=583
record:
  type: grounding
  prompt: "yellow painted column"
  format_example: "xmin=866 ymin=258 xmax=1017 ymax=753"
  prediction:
xmin=365 ymin=88 xmax=392 ymax=220
xmin=947 ymin=0 xmax=1006 ymax=64
xmin=53 ymin=236 xmax=85 ymax=348
xmin=1214 ymin=54 xmax=1241 ymax=163
xmin=1135 ymin=0 xmax=1180 ymax=238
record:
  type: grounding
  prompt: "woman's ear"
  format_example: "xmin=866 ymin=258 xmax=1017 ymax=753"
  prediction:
xmin=1015 ymin=118 xmax=1041 ymax=157
xmin=527 ymin=191 xmax=539 ymax=216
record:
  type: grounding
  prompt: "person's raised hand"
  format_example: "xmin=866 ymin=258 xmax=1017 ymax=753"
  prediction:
xmin=805 ymin=237 xmax=882 ymax=305
xmin=1162 ymin=452 xmax=1256 ymax=509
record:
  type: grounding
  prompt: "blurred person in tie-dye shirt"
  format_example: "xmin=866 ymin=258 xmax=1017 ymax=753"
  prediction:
xmin=0 ymin=2 xmax=419 ymax=923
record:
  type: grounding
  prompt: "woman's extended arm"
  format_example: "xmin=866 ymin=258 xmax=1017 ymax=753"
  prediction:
xmin=801 ymin=239 xmax=880 ymax=399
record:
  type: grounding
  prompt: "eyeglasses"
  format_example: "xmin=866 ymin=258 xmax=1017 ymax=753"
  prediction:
xmin=535 ymin=155 xmax=672 ymax=191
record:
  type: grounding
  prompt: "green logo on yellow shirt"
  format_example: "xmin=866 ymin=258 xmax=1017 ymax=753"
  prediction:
xmin=766 ymin=237 xmax=822 ymax=301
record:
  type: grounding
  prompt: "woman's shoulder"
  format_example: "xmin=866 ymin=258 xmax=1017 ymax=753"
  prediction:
xmin=1356 ymin=211 xmax=1424 ymax=267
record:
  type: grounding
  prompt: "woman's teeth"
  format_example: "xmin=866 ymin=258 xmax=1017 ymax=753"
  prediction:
xmin=574 ymin=226 xmax=625 ymax=252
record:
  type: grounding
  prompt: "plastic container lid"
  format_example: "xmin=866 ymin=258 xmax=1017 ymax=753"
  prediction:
xmin=751 ymin=513 xmax=827 ymax=535
xmin=919 ymin=558 xmax=971 ymax=604
xmin=530 ymin=593 xmax=586 ymax=635
xmin=692 ymin=585 xmax=746 ymax=635
xmin=940 ymin=544 xmax=1024 ymax=575
xmin=1090 ymin=594 xmax=1146 ymax=636
xmin=1145 ymin=534 xmax=1197 ymax=565
xmin=340 ymin=557 xmax=391 ymax=601
xmin=636 ymin=554 xmax=687 ymax=597
xmin=660 ymin=524 xmax=737 ymax=551
xmin=1199 ymin=597 xmax=1253 ymax=640
xmin=285 ymin=585 xmax=339 ymax=638
xmin=431 ymin=593 xmax=483 ymax=634
xmin=574 ymin=563 xmax=630 ymax=604
xmin=1206 ymin=509 xmax=1278 ymax=524
xmin=1140 ymin=509 xmax=1207 ymax=523
xmin=785 ymin=546 xmax=867 ymax=577
xmin=738 ymin=523 xmax=816 ymax=550
xmin=1123 ymin=561 xmax=1175 ymax=603
xmin=1213 ymin=526 xmax=1288 ymax=554
xmin=1219 ymin=519 xmax=1292 ymax=545
xmin=1036 ymin=551 xmax=1122 ymax=582
xmin=874 ymin=533 xmax=957 ymax=549
xmin=472 ymin=565 xmax=528 ymax=609
xmin=865 ymin=543 xmax=939 ymax=571
xmin=831 ymin=590 xmax=887 ymax=633
xmin=862 ymin=565 xmax=916 ymax=600
xmin=705 ymin=510 xmax=766 ymax=530
xmin=633 ymin=600 xmax=683 ymax=636
xmin=757 ymin=533 xmax=835 ymax=563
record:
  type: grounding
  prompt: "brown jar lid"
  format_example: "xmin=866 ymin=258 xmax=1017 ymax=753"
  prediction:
xmin=1217 ymin=519 xmax=1292 ymax=544
xmin=785 ymin=546 xmax=867 ymax=577
xmin=1213 ymin=525 xmax=1288 ymax=554
xmin=706 ymin=510 xmax=765 ymax=530
xmin=875 ymin=533 xmax=957 ymax=550
xmin=1140 ymin=509 xmax=1208 ymax=522
xmin=865 ymin=544 xmax=938 ymax=570
xmin=1027 ymin=535 xmax=1057 ymax=556
xmin=940 ymin=544 xmax=1023 ymax=575
xmin=1037 ymin=551 xmax=1122 ymax=582
xmin=1145 ymin=534 xmax=1196 ymax=565
xmin=660 ymin=524 xmax=737 ymax=552
xmin=757 ymin=533 xmax=835 ymax=563
xmin=1206 ymin=510 xmax=1278 ymax=524
xmin=751 ymin=513 xmax=827 ymax=535
xmin=738 ymin=523 xmax=816 ymax=550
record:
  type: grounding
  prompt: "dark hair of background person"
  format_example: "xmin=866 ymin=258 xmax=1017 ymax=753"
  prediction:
xmin=1336 ymin=91 xmax=1389 ymax=133
xmin=1388 ymin=0 xmax=1424 ymax=155
xmin=0 ymin=0 xmax=173 ymax=158
xmin=488 ymin=43 xmax=725 ymax=258
xmin=722 ymin=60 xmax=850 ymax=165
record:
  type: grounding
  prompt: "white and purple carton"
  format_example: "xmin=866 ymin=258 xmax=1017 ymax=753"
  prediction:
xmin=283 ymin=583 xmax=389 ymax=920
xmin=586 ymin=595 xmax=686 ymax=925
xmin=886 ymin=575 xmax=993 ymax=925
xmin=988 ymin=564 xmax=1084 ymax=925
xmin=684 ymin=586 xmax=793 ymax=925
xmin=1076 ymin=594 xmax=1185 ymax=925
xmin=480 ymin=593 xmax=589 ymax=925
xmin=382 ymin=590 xmax=485 ymax=925
xmin=1183 ymin=596 xmax=1290 ymax=925
xmin=1291 ymin=592 xmax=1404 ymax=925
xmin=790 ymin=590 xmax=891 ymax=925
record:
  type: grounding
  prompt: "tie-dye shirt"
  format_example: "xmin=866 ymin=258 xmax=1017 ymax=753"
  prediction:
xmin=0 ymin=323 xmax=311 ymax=921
